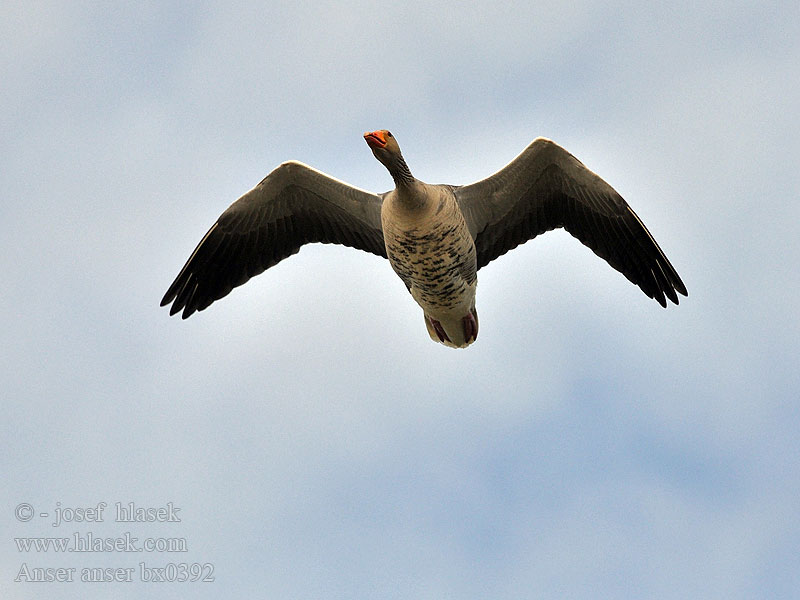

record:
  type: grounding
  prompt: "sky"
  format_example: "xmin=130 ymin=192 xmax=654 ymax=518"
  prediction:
xmin=2 ymin=1 xmax=799 ymax=598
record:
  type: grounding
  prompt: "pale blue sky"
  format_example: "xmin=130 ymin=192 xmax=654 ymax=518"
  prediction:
xmin=2 ymin=2 xmax=799 ymax=599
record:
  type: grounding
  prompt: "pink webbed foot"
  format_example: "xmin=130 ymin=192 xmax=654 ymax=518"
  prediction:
xmin=428 ymin=316 xmax=451 ymax=343
xmin=462 ymin=313 xmax=478 ymax=343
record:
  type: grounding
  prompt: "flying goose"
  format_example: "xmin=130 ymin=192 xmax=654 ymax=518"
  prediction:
xmin=161 ymin=130 xmax=687 ymax=348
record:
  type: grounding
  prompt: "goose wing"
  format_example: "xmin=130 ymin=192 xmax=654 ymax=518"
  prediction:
xmin=455 ymin=138 xmax=687 ymax=306
xmin=161 ymin=161 xmax=387 ymax=318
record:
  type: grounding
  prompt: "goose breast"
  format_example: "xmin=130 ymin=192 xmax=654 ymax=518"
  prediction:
xmin=381 ymin=185 xmax=477 ymax=315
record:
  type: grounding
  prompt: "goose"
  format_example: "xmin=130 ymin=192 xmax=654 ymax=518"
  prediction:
xmin=161 ymin=130 xmax=687 ymax=348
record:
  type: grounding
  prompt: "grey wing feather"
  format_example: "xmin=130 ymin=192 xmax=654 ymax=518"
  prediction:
xmin=455 ymin=138 xmax=687 ymax=307
xmin=161 ymin=161 xmax=387 ymax=318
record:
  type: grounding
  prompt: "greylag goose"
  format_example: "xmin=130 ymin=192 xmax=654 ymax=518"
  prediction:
xmin=161 ymin=130 xmax=687 ymax=348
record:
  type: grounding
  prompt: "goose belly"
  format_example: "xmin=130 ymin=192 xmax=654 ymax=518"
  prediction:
xmin=383 ymin=220 xmax=477 ymax=315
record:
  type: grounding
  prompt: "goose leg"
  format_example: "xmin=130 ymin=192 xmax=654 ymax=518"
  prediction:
xmin=428 ymin=316 xmax=451 ymax=343
xmin=462 ymin=313 xmax=478 ymax=343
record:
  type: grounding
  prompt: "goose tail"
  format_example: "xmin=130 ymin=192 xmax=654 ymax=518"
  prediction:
xmin=424 ymin=307 xmax=478 ymax=349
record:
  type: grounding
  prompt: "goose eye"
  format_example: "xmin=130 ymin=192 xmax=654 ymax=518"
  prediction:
xmin=386 ymin=131 xmax=393 ymax=138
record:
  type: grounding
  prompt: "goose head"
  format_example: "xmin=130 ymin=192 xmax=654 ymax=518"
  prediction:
xmin=364 ymin=129 xmax=414 ymax=186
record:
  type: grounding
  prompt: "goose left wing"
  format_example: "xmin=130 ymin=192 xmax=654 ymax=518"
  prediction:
xmin=454 ymin=138 xmax=687 ymax=307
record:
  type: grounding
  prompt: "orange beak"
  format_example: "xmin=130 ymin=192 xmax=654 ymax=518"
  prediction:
xmin=364 ymin=130 xmax=387 ymax=149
